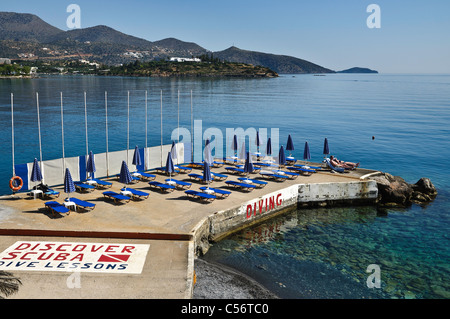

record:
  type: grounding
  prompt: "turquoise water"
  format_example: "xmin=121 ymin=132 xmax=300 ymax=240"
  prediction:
xmin=1 ymin=74 xmax=449 ymax=298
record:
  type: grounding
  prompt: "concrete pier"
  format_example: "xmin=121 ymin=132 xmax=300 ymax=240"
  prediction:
xmin=0 ymin=162 xmax=378 ymax=299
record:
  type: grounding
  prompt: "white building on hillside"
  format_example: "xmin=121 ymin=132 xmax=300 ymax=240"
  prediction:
xmin=170 ymin=57 xmax=201 ymax=62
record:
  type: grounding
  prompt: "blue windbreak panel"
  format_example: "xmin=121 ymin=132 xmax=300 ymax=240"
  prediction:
xmin=184 ymin=142 xmax=191 ymax=163
xmin=137 ymin=148 xmax=145 ymax=171
xmin=14 ymin=163 xmax=28 ymax=192
xmin=79 ymin=155 xmax=87 ymax=181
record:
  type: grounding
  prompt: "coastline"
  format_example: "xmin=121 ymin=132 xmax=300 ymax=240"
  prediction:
xmin=193 ymin=258 xmax=278 ymax=299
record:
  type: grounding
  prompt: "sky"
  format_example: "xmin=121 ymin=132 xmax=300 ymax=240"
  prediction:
xmin=2 ymin=0 xmax=450 ymax=73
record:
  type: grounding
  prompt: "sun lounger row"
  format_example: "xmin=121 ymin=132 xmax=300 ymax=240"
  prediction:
xmin=44 ymin=197 xmax=96 ymax=217
xmin=225 ymin=180 xmax=256 ymax=191
xmin=199 ymin=187 xmax=231 ymax=198
xmin=185 ymin=190 xmax=216 ymax=203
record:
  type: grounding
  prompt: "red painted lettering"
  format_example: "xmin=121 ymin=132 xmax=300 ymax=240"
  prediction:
xmin=70 ymin=254 xmax=84 ymax=262
xmin=105 ymin=245 xmax=119 ymax=253
xmin=269 ymin=196 xmax=275 ymax=210
xmin=246 ymin=204 xmax=252 ymax=219
xmin=42 ymin=244 xmax=54 ymax=251
xmin=37 ymin=253 xmax=54 ymax=260
xmin=122 ymin=246 xmax=135 ymax=253
xmin=276 ymin=193 xmax=282 ymax=206
xmin=73 ymin=245 xmax=87 ymax=252
xmin=2 ymin=252 xmax=19 ymax=260
xmin=56 ymin=244 xmax=71 ymax=252
xmin=91 ymin=245 xmax=104 ymax=252
xmin=20 ymin=252 xmax=37 ymax=260
xmin=54 ymin=253 xmax=70 ymax=261
xmin=15 ymin=243 xmax=31 ymax=250
xmin=258 ymin=200 xmax=264 ymax=214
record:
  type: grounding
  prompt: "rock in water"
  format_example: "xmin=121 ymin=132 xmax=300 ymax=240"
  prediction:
xmin=411 ymin=178 xmax=437 ymax=204
xmin=371 ymin=173 xmax=437 ymax=207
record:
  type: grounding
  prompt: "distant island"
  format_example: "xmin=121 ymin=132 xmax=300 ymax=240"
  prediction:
xmin=337 ymin=67 xmax=378 ymax=74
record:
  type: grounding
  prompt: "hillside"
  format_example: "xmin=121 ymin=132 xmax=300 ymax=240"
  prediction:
xmin=105 ymin=60 xmax=278 ymax=78
xmin=0 ymin=12 xmax=62 ymax=42
xmin=213 ymin=46 xmax=334 ymax=74
xmin=0 ymin=11 xmax=336 ymax=74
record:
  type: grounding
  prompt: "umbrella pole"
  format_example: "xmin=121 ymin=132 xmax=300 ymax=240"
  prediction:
xmin=36 ymin=93 xmax=43 ymax=184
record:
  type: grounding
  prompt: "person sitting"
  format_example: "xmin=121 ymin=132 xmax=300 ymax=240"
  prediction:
xmin=330 ymin=155 xmax=359 ymax=169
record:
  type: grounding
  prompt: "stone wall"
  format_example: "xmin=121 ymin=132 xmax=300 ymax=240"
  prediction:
xmin=193 ymin=180 xmax=378 ymax=256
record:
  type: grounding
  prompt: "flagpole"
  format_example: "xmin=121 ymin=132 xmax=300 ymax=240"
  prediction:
xmin=36 ymin=92 xmax=43 ymax=183
xmin=11 ymin=93 xmax=15 ymax=177
xmin=145 ymin=90 xmax=148 ymax=170
xmin=160 ymin=90 xmax=163 ymax=167
xmin=105 ymin=91 xmax=109 ymax=177
xmin=190 ymin=89 xmax=193 ymax=163
xmin=60 ymin=92 xmax=65 ymax=173
xmin=84 ymin=91 xmax=88 ymax=162
xmin=127 ymin=90 xmax=130 ymax=166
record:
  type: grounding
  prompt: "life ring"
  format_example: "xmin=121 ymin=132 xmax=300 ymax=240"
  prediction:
xmin=9 ymin=176 xmax=23 ymax=192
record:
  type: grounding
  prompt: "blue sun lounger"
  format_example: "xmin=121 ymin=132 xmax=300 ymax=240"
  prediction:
xmin=74 ymin=181 xmax=96 ymax=193
xmin=66 ymin=197 xmax=96 ymax=211
xmin=236 ymin=165 xmax=261 ymax=173
xmin=185 ymin=190 xmax=216 ymax=202
xmin=43 ymin=189 xmax=60 ymax=199
xmin=135 ymin=171 xmax=156 ymax=181
xmin=254 ymin=162 xmax=278 ymax=168
xmin=148 ymin=181 xmax=176 ymax=192
xmin=212 ymin=161 xmax=225 ymax=168
xmin=152 ymin=167 xmax=181 ymax=175
xmin=287 ymin=166 xmax=316 ymax=175
xmin=324 ymin=158 xmax=348 ymax=173
xmin=90 ymin=178 xmax=113 ymax=188
xmin=272 ymin=170 xmax=299 ymax=179
xmin=259 ymin=172 xmax=289 ymax=181
xmin=188 ymin=173 xmax=215 ymax=182
xmin=121 ymin=188 xmax=149 ymax=200
xmin=225 ymin=167 xmax=247 ymax=175
xmin=211 ymin=172 xmax=228 ymax=181
xmin=225 ymin=180 xmax=257 ymax=191
xmin=199 ymin=187 xmax=231 ymax=198
xmin=165 ymin=179 xmax=192 ymax=189
xmin=174 ymin=165 xmax=192 ymax=173
xmin=45 ymin=201 xmax=70 ymax=216
xmin=237 ymin=177 xmax=268 ymax=188
xmin=102 ymin=191 xmax=131 ymax=204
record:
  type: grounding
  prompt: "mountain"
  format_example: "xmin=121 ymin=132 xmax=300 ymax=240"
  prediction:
xmin=0 ymin=12 xmax=62 ymax=42
xmin=0 ymin=11 xmax=337 ymax=74
xmin=337 ymin=67 xmax=378 ymax=74
xmin=48 ymin=25 xmax=153 ymax=47
xmin=152 ymin=37 xmax=208 ymax=56
xmin=213 ymin=46 xmax=334 ymax=74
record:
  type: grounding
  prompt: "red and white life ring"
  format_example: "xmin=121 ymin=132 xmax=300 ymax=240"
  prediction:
xmin=9 ymin=176 xmax=23 ymax=192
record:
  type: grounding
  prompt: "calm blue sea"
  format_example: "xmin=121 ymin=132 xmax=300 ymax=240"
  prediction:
xmin=1 ymin=74 xmax=449 ymax=298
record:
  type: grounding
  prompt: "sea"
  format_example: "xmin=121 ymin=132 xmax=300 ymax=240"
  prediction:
xmin=0 ymin=73 xmax=449 ymax=299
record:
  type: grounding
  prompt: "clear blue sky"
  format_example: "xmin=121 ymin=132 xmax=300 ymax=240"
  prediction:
xmin=2 ymin=0 xmax=450 ymax=73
